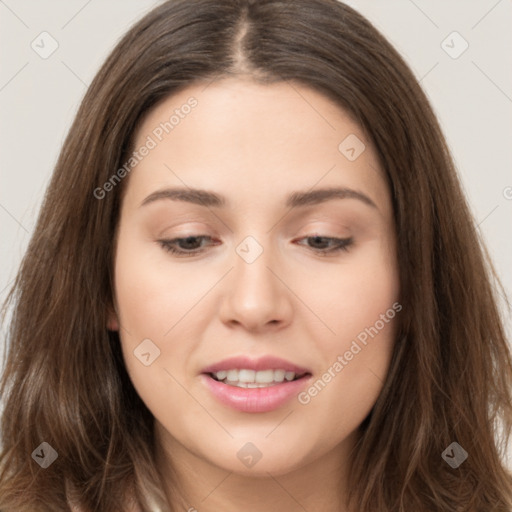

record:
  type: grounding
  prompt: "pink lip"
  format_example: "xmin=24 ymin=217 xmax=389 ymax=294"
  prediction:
xmin=201 ymin=355 xmax=311 ymax=374
xmin=200 ymin=356 xmax=312 ymax=413
xmin=200 ymin=373 xmax=312 ymax=413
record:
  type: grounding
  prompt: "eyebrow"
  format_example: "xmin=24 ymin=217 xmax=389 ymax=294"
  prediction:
xmin=139 ymin=186 xmax=377 ymax=210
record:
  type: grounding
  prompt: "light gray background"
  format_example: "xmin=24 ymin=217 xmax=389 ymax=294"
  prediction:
xmin=1 ymin=0 xmax=511 ymax=467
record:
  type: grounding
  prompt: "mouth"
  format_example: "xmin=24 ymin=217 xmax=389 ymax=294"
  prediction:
xmin=200 ymin=355 xmax=312 ymax=412
xmin=206 ymin=368 xmax=310 ymax=388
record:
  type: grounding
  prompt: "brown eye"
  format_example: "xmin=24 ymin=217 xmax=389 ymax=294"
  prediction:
xmin=158 ymin=235 xmax=216 ymax=256
xmin=296 ymin=236 xmax=354 ymax=254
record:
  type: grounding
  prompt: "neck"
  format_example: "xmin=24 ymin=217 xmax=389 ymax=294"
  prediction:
xmin=154 ymin=424 xmax=360 ymax=512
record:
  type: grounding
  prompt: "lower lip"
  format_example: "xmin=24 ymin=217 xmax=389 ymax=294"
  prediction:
xmin=201 ymin=373 xmax=311 ymax=413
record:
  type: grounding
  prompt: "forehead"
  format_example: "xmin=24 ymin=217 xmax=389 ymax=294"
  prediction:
xmin=125 ymin=78 xmax=388 ymax=215
xmin=135 ymin=77 xmax=363 ymax=148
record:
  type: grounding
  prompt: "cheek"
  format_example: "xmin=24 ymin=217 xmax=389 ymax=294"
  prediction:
xmin=297 ymin=239 xmax=399 ymax=430
xmin=113 ymin=230 xmax=206 ymax=341
xmin=112 ymin=254 xmax=202 ymax=433
xmin=305 ymin=235 xmax=399 ymax=349
xmin=112 ymin=233 xmax=202 ymax=397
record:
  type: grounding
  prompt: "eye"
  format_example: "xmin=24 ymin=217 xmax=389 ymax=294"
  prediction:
xmin=158 ymin=235 xmax=216 ymax=257
xmin=295 ymin=235 xmax=354 ymax=255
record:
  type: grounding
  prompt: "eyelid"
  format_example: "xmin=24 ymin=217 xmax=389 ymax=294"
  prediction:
xmin=156 ymin=222 xmax=212 ymax=238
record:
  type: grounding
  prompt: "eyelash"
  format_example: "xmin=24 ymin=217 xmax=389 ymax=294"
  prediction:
xmin=157 ymin=235 xmax=354 ymax=257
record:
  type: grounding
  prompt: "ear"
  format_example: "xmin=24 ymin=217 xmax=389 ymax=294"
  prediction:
xmin=107 ymin=305 xmax=120 ymax=331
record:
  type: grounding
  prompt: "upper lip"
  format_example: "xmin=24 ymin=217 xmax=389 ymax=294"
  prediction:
xmin=201 ymin=355 xmax=311 ymax=375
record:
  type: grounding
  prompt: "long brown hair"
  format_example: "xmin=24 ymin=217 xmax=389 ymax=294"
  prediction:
xmin=1 ymin=0 xmax=511 ymax=510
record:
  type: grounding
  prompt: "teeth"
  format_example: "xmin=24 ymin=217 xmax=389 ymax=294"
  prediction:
xmin=226 ymin=369 xmax=238 ymax=381
xmin=274 ymin=369 xmax=286 ymax=382
xmin=239 ymin=369 xmax=256 ymax=382
xmin=255 ymin=369 xmax=274 ymax=383
xmin=211 ymin=368 xmax=302 ymax=387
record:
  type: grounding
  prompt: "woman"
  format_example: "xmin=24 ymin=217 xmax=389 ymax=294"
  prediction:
xmin=1 ymin=0 xmax=511 ymax=510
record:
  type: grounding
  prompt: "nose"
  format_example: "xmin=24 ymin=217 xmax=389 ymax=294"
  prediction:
xmin=218 ymin=241 xmax=293 ymax=333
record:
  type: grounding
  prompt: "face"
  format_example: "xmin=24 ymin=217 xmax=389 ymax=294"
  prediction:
xmin=109 ymin=78 xmax=400 ymax=479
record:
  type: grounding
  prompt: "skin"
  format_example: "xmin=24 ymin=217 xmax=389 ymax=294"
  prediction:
xmin=108 ymin=77 xmax=400 ymax=512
